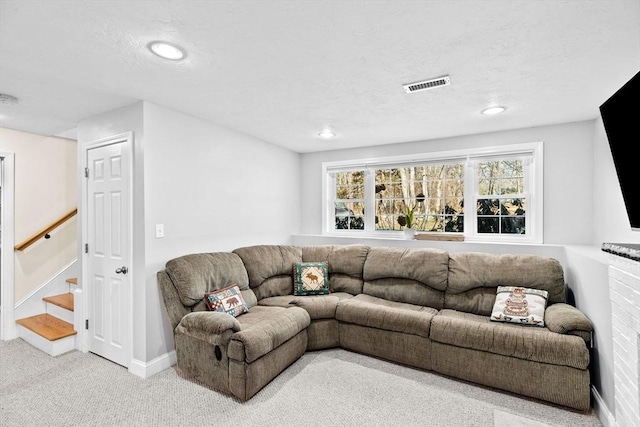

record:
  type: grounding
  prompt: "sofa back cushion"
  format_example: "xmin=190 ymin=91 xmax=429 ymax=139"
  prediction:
xmin=445 ymin=252 xmax=566 ymax=315
xmin=362 ymin=247 xmax=449 ymax=308
xmin=302 ymin=244 xmax=369 ymax=295
xmin=233 ymin=245 xmax=302 ymax=300
xmin=165 ymin=252 xmax=257 ymax=309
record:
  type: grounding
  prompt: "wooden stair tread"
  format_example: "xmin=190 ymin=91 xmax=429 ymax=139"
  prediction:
xmin=16 ymin=314 xmax=76 ymax=341
xmin=43 ymin=293 xmax=74 ymax=311
xmin=66 ymin=277 xmax=77 ymax=285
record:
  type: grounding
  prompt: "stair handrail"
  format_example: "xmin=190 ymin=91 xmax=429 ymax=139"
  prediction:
xmin=14 ymin=208 xmax=78 ymax=251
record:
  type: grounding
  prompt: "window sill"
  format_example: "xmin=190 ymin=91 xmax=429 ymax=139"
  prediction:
xmin=291 ymin=233 xmax=562 ymax=252
xmin=415 ymin=233 xmax=464 ymax=242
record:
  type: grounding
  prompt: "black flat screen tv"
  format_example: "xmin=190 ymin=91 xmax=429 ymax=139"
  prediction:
xmin=599 ymin=70 xmax=640 ymax=232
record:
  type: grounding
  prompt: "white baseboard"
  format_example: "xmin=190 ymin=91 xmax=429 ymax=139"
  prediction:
xmin=592 ymin=386 xmax=617 ymax=427
xmin=128 ymin=351 xmax=177 ymax=379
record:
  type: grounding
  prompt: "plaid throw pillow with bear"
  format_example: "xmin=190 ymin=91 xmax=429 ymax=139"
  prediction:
xmin=203 ymin=285 xmax=248 ymax=318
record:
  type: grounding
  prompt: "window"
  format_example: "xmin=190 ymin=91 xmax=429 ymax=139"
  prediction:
xmin=334 ymin=171 xmax=365 ymax=230
xmin=475 ymin=158 xmax=526 ymax=235
xmin=323 ymin=142 xmax=543 ymax=243
xmin=373 ymin=164 xmax=464 ymax=232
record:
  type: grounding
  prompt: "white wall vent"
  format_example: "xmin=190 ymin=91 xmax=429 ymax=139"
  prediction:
xmin=403 ymin=76 xmax=451 ymax=93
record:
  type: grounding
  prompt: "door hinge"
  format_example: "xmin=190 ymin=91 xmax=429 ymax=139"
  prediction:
xmin=84 ymin=167 xmax=89 ymax=178
xmin=84 ymin=243 xmax=88 ymax=253
xmin=85 ymin=319 xmax=89 ymax=330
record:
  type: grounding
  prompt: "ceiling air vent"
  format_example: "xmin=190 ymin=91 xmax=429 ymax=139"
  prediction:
xmin=0 ymin=93 xmax=19 ymax=105
xmin=403 ymin=76 xmax=451 ymax=93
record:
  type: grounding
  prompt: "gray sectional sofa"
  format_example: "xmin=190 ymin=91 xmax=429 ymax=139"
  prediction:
xmin=158 ymin=244 xmax=594 ymax=410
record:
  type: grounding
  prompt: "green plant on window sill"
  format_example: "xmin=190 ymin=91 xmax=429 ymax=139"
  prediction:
xmin=397 ymin=193 xmax=425 ymax=230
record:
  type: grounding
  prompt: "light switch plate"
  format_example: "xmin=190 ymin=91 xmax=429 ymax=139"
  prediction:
xmin=155 ymin=224 xmax=164 ymax=238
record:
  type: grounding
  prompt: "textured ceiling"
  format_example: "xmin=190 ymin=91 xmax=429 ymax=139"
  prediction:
xmin=0 ymin=0 xmax=638 ymax=153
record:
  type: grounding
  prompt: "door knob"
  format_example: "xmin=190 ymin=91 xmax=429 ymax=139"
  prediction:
xmin=115 ymin=266 xmax=128 ymax=275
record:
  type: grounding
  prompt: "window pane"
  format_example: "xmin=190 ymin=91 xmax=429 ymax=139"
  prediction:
xmin=446 ymin=198 xmax=464 ymax=215
xmin=425 ymin=215 xmax=443 ymax=232
xmin=448 ymin=179 xmax=465 ymax=197
xmin=412 ymin=215 xmax=427 ymax=231
xmin=335 ymin=171 xmax=364 ymax=198
xmin=499 ymin=178 xmax=523 ymax=195
xmin=476 ymin=197 xmax=526 ymax=234
xmin=335 ymin=215 xmax=364 ymax=230
xmin=425 ymin=165 xmax=445 ymax=179
xmin=446 ymin=164 xmax=464 ymax=179
xmin=478 ymin=160 xmax=523 ymax=195
xmin=375 ymin=214 xmax=398 ymax=230
xmin=336 ymin=185 xmax=349 ymax=199
xmin=477 ymin=198 xmax=500 ymax=215
xmin=375 ymin=199 xmax=393 ymax=215
xmin=477 ymin=217 xmax=499 ymax=233
xmin=445 ymin=214 xmax=464 ymax=232
xmin=501 ymin=160 xmax=523 ymax=178
xmin=500 ymin=199 xmax=526 ymax=216
xmin=478 ymin=179 xmax=492 ymax=195
xmin=334 ymin=201 xmax=364 ymax=230
xmin=334 ymin=171 xmax=365 ymax=231
xmin=501 ymin=217 xmax=525 ymax=234
xmin=425 ymin=198 xmax=443 ymax=215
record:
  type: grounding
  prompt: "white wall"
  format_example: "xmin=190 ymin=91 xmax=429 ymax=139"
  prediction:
xmin=78 ymin=101 xmax=300 ymax=366
xmin=300 ymin=120 xmax=596 ymax=245
xmin=0 ymin=127 xmax=77 ymax=303
xmin=561 ymin=118 xmax=640 ymax=421
xmin=592 ymin=116 xmax=638 ymax=245
xmin=142 ymin=102 xmax=300 ymax=359
xmin=564 ymin=246 xmax=614 ymax=420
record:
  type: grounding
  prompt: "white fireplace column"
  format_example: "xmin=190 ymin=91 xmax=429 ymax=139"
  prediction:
xmin=605 ymin=245 xmax=640 ymax=427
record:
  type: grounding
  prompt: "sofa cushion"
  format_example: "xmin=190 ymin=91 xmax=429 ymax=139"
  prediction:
xmin=165 ymin=252 xmax=256 ymax=308
xmin=430 ymin=309 xmax=589 ymax=369
xmin=336 ymin=294 xmax=438 ymax=338
xmin=490 ymin=286 xmax=548 ymax=327
xmin=362 ymin=247 xmax=449 ymax=308
xmin=233 ymin=245 xmax=302 ymax=300
xmin=258 ymin=293 xmax=353 ymax=319
xmin=303 ymin=244 xmax=369 ymax=294
xmin=293 ymin=262 xmax=330 ymax=295
xmin=204 ymin=285 xmax=249 ymax=318
xmin=289 ymin=295 xmax=340 ymax=319
xmin=445 ymin=252 xmax=566 ymax=316
xmin=228 ymin=306 xmax=310 ymax=363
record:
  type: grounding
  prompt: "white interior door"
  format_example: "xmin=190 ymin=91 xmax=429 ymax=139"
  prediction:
xmin=86 ymin=139 xmax=131 ymax=367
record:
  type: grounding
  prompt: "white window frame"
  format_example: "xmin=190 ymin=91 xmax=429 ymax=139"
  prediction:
xmin=322 ymin=141 xmax=543 ymax=244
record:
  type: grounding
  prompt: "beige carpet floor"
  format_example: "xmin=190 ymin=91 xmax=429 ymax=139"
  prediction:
xmin=1 ymin=338 xmax=602 ymax=426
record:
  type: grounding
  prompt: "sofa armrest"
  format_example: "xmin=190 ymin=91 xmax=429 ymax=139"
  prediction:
xmin=175 ymin=311 xmax=242 ymax=345
xmin=545 ymin=303 xmax=593 ymax=344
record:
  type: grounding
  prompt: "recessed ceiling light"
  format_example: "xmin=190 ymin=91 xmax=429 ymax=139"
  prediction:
xmin=318 ymin=129 xmax=336 ymax=139
xmin=148 ymin=41 xmax=186 ymax=60
xmin=481 ymin=106 xmax=506 ymax=115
